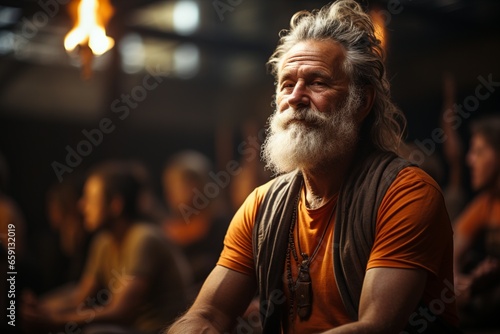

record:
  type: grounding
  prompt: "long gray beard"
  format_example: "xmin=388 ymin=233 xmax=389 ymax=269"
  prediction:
xmin=261 ymin=87 xmax=362 ymax=175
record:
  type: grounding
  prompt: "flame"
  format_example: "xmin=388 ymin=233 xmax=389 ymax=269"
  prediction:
xmin=64 ymin=0 xmax=114 ymax=56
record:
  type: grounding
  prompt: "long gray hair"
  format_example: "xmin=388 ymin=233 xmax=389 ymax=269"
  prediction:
xmin=267 ymin=0 xmax=406 ymax=153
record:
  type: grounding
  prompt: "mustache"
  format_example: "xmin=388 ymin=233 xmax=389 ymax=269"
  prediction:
xmin=275 ymin=107 xmax=328 ymax=129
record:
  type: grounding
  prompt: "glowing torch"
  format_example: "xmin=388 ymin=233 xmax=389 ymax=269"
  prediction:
xmin=64 ymin=0 xmax=114 ymax=79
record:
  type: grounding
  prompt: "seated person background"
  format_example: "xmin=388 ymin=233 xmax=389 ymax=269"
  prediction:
xmin=161 ymin=150 xmax=229 ymax=295
xmin=454 ymin=115 xmax=500 ymax=329
xmin=21 ymin=160 xmax=191 ymax=334
xmin=0 ymin=151 xmax=38 ymax=334
xmin=44 ymin=178 xmax=91 ymax=286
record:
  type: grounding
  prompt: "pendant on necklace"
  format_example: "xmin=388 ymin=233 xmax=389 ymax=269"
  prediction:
xmin=295 ymin=259 xmax=312 ymax=320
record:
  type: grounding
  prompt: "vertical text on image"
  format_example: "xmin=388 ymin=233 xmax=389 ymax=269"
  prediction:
xmin=6 ymin=223 xmax=17 ymax=327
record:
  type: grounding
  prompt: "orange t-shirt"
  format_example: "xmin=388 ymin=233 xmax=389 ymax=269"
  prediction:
xmin=218 ymin=166 xmax=459 ymax=332
xmin=455 ymin=192 xmax=500 ymax=258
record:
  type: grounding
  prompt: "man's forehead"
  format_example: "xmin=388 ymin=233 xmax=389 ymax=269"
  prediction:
xmin=278 ymin=39 xmax=346 ymax=78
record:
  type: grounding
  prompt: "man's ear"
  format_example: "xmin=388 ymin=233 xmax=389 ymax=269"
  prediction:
xmin=109 ymin=196 xmax=124 ymax=218
xmin=357 ymin=85 xmax=375 ymax=123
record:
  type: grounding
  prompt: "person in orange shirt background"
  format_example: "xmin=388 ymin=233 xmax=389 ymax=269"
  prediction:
xmin=161 ymin=150 xmax=229 ymax=297
xmin=454 ymin=115 xmax=500 ymax=329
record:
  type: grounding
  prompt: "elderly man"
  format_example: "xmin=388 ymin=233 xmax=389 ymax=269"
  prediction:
xmin=167 ymin=0 xmax=460 ymax=333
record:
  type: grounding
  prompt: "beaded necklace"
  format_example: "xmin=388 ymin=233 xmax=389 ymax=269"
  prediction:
xmin=285 ymin=184 xmax=337 ymax=321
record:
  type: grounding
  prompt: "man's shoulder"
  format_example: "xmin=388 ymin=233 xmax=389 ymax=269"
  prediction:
xmin=375 ymin=165 xmax=447 ymax=221
xmin=392 ymin=165 xmax=442 ymax=193
xmin=232 ymin=172 xmax=297 ymax=228
xmin=252 ymin=171 xmax=297 ymax=203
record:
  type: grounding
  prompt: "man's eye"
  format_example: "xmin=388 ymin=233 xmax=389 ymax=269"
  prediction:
xmin=280 ymin=82 xmax=295 ymax=90
xmin=311 ymin=81 xmax=325 ymax=86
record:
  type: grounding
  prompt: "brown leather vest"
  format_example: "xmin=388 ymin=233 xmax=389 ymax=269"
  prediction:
xmin=252 ymin=149 xmax=461 ymax=333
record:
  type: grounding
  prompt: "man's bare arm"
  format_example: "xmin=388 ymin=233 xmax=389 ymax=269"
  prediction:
xmin=322 ymin=267 xmax=427 ymax=334
xmin=166 ymin=265 xmax=257 ymax=333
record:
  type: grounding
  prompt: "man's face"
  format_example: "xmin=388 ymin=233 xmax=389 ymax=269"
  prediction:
xmin=275 ymin=39 xmax=350 ymax=116
xmin=467 ymin=134 xmax=499 ymax=191
xmin=163 ymin=167 xmax=196 ymax=210
xmin=79 ymin=175 xmax=110 ymax=232
xmin=262 ymin=39 xmax=362 ymax=174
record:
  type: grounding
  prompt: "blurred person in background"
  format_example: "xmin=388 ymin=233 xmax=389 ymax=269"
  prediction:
xmin=454 ymin=115 xmax=500 ymax=329
xmin=41 ymin=178 xmax=91 ymax=287
xmin=398 ymin=74 xmax=467 ymax=222
xmin=161 ymin=150 xmax=229 ymax=296
xmin=21 ymin=160 xmax=191 ymax=334
xmin=439 ymin=74 xmax=468 ymax=222
xmin=1 ymin=152 xmax=37 ymax=334
xmin=0 ymin=152 xmax=27 ymax=261
xmin=229 ymin=120 xmax=271 ymax=212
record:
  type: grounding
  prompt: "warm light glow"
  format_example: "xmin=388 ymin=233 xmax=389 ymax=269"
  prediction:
xmin=64 ymin=0 xmax=114 ymax=56
xmin=369 ymin=9 xmax=387 ymax=52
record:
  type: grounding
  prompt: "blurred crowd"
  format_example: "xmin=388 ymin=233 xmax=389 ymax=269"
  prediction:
xmin=398 ymin=75 xmax=500 ymax=332
xmin=0 ymin=76 xmax=499 ymax=333
xmin=0 ymin=121 xmax=271 ymax=334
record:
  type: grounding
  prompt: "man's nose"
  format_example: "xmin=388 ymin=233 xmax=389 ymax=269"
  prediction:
xmin=287 ymin=81 xmax=310 ymax=109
